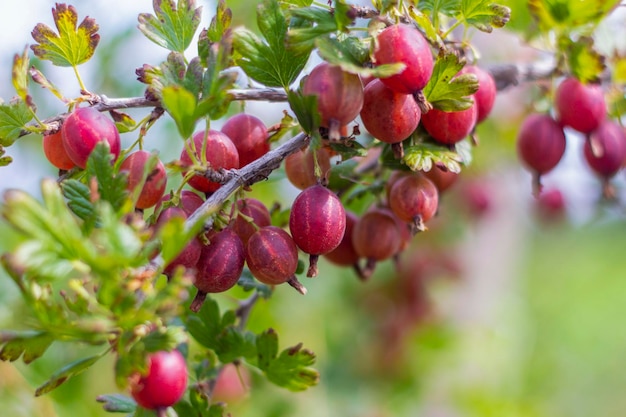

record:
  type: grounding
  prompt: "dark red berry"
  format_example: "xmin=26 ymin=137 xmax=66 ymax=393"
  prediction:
xmin=421 ymin=105 xmax=478 ymax=145
xmin=119 ymin=150 xmax=167 ymax=209
xmin=130 ymin=350 xmax=187 ymax=410
xmin=289 ymin=185 xmax=346 ymax=277
xmin=360 ymin=79 xmax=421 ymax=145
xmin=388 ymin=174 xmax=439 ymax=232
xmin=61 ymin=107 xmax=121 ymax=168
xmin=43 ymin=131 xmax=75 ymax=170
xmin=245 ymin=226 xmax=306 ymax=294
xmin=180 ymin=130 xmax=239 ymax=194
xmin=156 ymin=190 xmax=205 ymax=217
xmin=555 ymin=77 xmax=606 ymax=134
xmin=352 ymin=208 xmax=402 ymax=279
xmin=221 ymin=113 xmax=269 ymax=167
xmin=191 ymin=228 xmax=245 ymax=311
xmin=583 ymin=119 xmax=626 ymax=179
xmin=154 ymin=207 xmax=202 ymax=278
xmin=323 ymin=211 xmax=360 ymax=268
xmin=230 ymin=198 xmax=272 ymax=246
xmin=302 ymin=62 xmax=364 ymax=140
xmin=422 ymin=167 xmax=459 ymax=193
xmin=462 ymin=65 xmax=496 ymax=123
xmin=373 ymin=24 xmax=434 ymax=94
xmin=517 ymin=113 xmax=566 ymax=193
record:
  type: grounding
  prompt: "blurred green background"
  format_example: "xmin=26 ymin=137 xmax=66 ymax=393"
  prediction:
xmin=2 ymin=1 xmax=626 ymax=416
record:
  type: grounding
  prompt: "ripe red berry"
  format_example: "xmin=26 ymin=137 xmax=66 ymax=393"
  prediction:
xmin=388 ymin=174 xmax=439 ymax=232
xmin=288 ymin=185 xmax=346 ymax=277
xmin=221 ymin=113 xmax=269 ymax=167
xmin=536 ymin=188 xmax=566 ymax=223
xmin=373 ymin=24 xmax=434 ymax=94
xmin=583 ymin=119 xmax=626 ymax=179
xmin=517 ymin=113 xmax=566 ymax=193
xmin=154 ymin=207 xmax=202 ymax=278
xmin=119 ymin=150 xmax=167 ymax=209
xmin=421 ymin=105 xmax=478 ymax=145
xmin=462 ymin=65 xmax=496 ymax=123
xmin=156 ymin=190 xmax=205 ymax=217
xmin=422 ymin=167 xmax=458 ymax=193
xmin=284 ymin=146 xmax=332 ymax=190
xmin=245 ymin=226 xmax=306 ymax=294
xmin=323 ymin=211 xmax=360 ymax=268
xmin=302 ymin=62 xmax=364 ymax=140
xmin=130 ymin=350 xmax=187 ymax=410
xmin=230 ymin=198 xmax=272 ymax=246
xmin=555 ymin=77 xmax=606 ymax=134
xmin=61 ymin=107 xmax=121 ymax=168
xmin=352 ymin=208 xmax=402 ymax=279
xmin=180 ymin=130 xmax=239 ymax=194
xmin=360 ymin=79 xmax=421 ymax=145
xmin=43 ymin=131 xmax=75 ymax=170
xmin=191 ymin=228 xmax=245 ymax=311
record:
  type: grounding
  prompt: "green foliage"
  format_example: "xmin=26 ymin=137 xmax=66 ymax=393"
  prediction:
xmin=35 ymin=350 xmax=109 ymax=396
xmin=96 ymin=394 xmax=137 ymax=413
xmin=0 ymin=100 xmax=33 ymax=148
xmin=30 ymin=3 xmax=100 ymax=67
xmin=0 ymin=330 xmax=54 ymax=364
xmin=528 ymin=0 xmax=620 ymax=32
xmin=423 ymin=51 xmax=479 ymax=111
xmin=233 ymin=0 xmax=311 ymax=88
xmin=403 ymin=142 xmax=464 ymax=173
xmin=205 ymin=0 xmax=232 ymax=44
xmin=459 ymin=0 xmax=511 ymax=32
xmin=287 ymin=89 xmax=320 ymax=136
xmin=256 ymin=329 xmax=319 ymax=391
xmin=138 ymin=0 xmax=202 ymax=53
xmin=86 ymin=143 xmax=129 ymax=213
xmin=561 ymin=36 xmax=605 ymax=83
xmin=12 ymin=47 xmax=32 ymax=108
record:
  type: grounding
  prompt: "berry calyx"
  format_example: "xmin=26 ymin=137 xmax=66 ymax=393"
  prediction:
xmin=130 ymin=350 xmax=187 ymax=411
xmin=555 ymin=77 xmax=606 ymax=134
xmin=388 ymin=173 xmax=439 ymax=232
xmin=462 ymin=65 xmax=497 ymax=123
xmin=61 ymin=107 xmax=121 ymax=168
xmin=119 ymin=150 xmax=167 ymax=209
xmin=373 ymin=24 xmax=434 ymax=95
xmin=302 ymin=62 xmax=364 ymax=141
xmin=288 ymin=185 xmax=346 ymax=277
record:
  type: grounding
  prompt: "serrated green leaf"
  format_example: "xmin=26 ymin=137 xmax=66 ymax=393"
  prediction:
xmin=256 ymin=329 xmax=279 ymax=371
xmin=109 ymin=110 xmax=137 ymax=134
xmin=206 ymin=0 xmax=232 ymax=44
xmin=35 ymin=351 xmax=107 ymax=396
xmin=287 ymin=89 xmax=319 ymax=136
xmin=408 ymin=6 xmax=440 ymax=45
xmin=30 ymin=3 xmax=99 ymax=67
xmin=564 ymin=36 xmax=605 ymax=84
xmin=11 ymin=240 xmax=76 ymax=282
xmin=286 ymin=8 xmax=338 ymax=54
xmin=12 ymin=46 xmax=31 ymax=107
xmin=162 ymin=85 xmax=198 ymax=139
xmin=334 ymin=0 xmax=355 ymax=32
xmin=418 ymin=0 xmax=462 ymax=17
xmin=403 ymin=142 xmax=463 ymax=173
xmin=315 ymin=36 xmax=405 ymax=78
xmin=86 ymin=143 xmax=129 ymax=212
xmin=0 ymin=331 xmax=54 ymax=363
xmin=423 ymin=50 xmax=478 ymax=111
xmin=268 ymin=111 xmax=300 ymax=143
xmin=0 ymin=100 xmax=34 ymax=146
xmin=528 ymin=0 xmax=620 ymax=32
xmin=197 ymin=33 xmax=236 ymax=121
xmin=96 ymin=394 xmax=137 ymax=413
xmin=29 ymin=66 xmax=67 ymax=102
xmin=459 ymin=0 xmax=511 ymax=32
xmin=233 ymin=0 xmax=311 ymax=88
xmin=157 ymin=214 xmax=195 ymax=267
xmin=61 ymin=179 xmax=96 ymax=222
xmin=138 ymin=0 xmax=202 ymax=53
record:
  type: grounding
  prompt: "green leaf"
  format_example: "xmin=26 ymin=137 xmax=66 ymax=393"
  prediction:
xmin=35 ymin=351 xmax=107 ymax=396
xmin=31 ymin=3 xmax=100 ymax=67
xmin=138 ymin=0 xmax=202 ymax=53
xmin=196 ymin=34 xmax=236 ymax=121
xmin=162 ymin=85 xmax=198 ymax=139
xmin=564 ymin=36 xmax=606 ymax=84
xmin=86 ymin=142 xmax=129 ymax=212
xmin=286 ymin=8 xmax=338 ymax=54
xmin=233 ymin=0 xmax=311 ymax=88
xmin=333 ymin=0 xmax=355 ymax=32
xmin=459 ymin=0 xmax=511 ymax=32
xmin=408 ymin=6 xmax=440 ymax=45
xmin=315 ymin=36 xmax=405 ymax=78
xmin=422 ymin=50 xmax=478 ymax=111
xmin=237 ymin=271 xmax=273 ymax=298
xmin=206 ymin=0 xmax=232 ymax=44
xmin=256 ymin=329 xmax=319 ymax=391
xmin=287 ymin=89 xmax=319 ymax=136
xmin=0 ymin=330 xmax=54 ymax=364
xmin=0 ymin=100 xmax=34 ymax=146
xmin=12 ymin=47 xmax=32 ymax=108
xmin=29 ymin=67 xmax=68 ymax=103
xmin=528 ymin=0 xmax=620 ymax=32
xmin=109 ymin=110 xmax=137 ymax=134
xmin=96 ymin=394 xmax=137 ymax=413
xmin=61 ymin=179 xmax=96 ymax=222
xmin=403 ymin=142 xmax=464 ymax=173
xmin=418 ymin=0 xmax=462 ymax=18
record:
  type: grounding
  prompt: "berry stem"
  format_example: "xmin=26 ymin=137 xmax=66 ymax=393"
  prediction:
xmin=306 ymin=254 xmax=320 ymax=278
xmin=190 ymin=290 xmax=208 ymax=313
xmin=156 ymin=407 xmax=168 ymax=417
xmin=287 ymin=276 xmax=307 ymax=295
